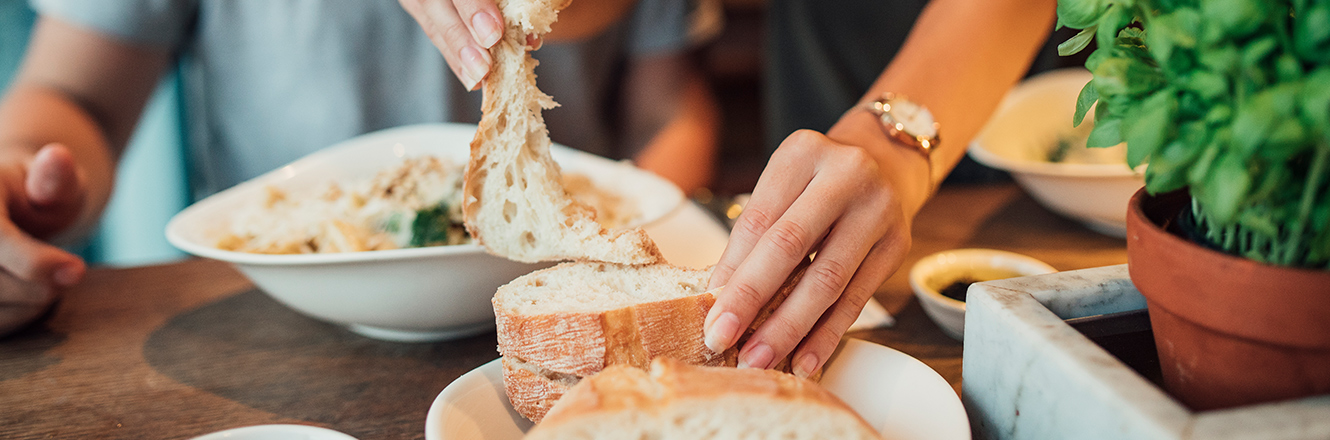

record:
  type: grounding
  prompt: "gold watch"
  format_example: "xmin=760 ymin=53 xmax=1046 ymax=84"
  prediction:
xmin=855 ymin=93 xmax=941 ymax=188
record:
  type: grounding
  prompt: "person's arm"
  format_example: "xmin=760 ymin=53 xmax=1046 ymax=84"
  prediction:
xmin=622 ymin=52 xmax=719 ymax=194
xmin=0 ymin=17 xmax=170 ymax=333
xmin=704 ymin=0 xmax=1057 ymax=377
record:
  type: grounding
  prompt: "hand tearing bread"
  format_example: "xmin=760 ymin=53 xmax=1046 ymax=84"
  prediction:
xmin=524 ymin=357 xmax=883 ymax=440
xmin=463 ymin=0 xmax=663 ymax=265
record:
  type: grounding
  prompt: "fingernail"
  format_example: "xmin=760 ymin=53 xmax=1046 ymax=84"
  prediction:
xmin=53 ymin=265 xmax=81 ymax=287
xmin=793 ymin=352 xmax=818 ymax=379
xmin=459 ymin=46 xmax=488 ymax=91
xmin=738 ymin=343 xmax=774 ymax=370
xmin=471 ymin=12 xmax=501 ymax=48
xmin=704 ymin=312 xmax=739 ymax=353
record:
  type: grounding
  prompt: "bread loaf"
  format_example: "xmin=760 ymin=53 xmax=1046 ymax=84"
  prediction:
xmin=524 ymin=357 xmax=883 ymax=440
xmin=494 ymin=259 xmax=812 ymax=421
xmin=463 ymin=0 xmax=663 ymax=265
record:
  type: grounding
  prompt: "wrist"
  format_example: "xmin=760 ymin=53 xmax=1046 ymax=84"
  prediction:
xmin=827 ymin=110 xmax=933 ymax=219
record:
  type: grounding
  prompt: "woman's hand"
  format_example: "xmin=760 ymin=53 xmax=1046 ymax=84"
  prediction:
xmin=399 ymin=0 xmax=541 ymax=91
xmin=0 ymin=143 xmax=89 ymax=336
xmin=703 ymin=117 xmax=930 ymax=379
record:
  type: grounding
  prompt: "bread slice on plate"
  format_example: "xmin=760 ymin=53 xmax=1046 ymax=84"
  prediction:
xmin=463 ymin=0 xmax=662 ymax=265
xmin=494 ymin=259 xmax=813 ymax=421
xmin=524 ymin=357 xmax=883 ymax=440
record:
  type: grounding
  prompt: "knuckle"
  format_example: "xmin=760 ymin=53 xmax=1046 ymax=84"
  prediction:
xmin=776 ymin=130 xmax=823 ymax=158
xmin=764 ymin=219 xmax=810 ymax=260
xmin=763 ymin=314 xmax=809 ymax=348
xmin=722 ymin=281 xmax=768 ymax=314
xmin=734 ymin=207 xmax=775 ymax=238
xmin=806 ymin=259 xmax=852 ymax=299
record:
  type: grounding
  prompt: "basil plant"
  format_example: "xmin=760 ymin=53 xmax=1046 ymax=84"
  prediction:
xmin=1058 ymin=0 xmax=1330 ymax=268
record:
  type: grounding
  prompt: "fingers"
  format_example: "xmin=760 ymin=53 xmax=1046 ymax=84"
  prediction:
xmin=401 ymin=0 xmax=495 ymax=90
xmin=704 ymin=135 xmax=855 ymax=356
xmin=26 ymin=144 xmax=85 ymax=211
xmin=707 ymin=130 xmax=824 ymax=292
xmin=452 ymin=0 xmax=504 ymax=48
xmin=0 ymin=215 xmax=85 ymax=288
xmin=789 ymin=237 xmax=908 ymax=379
xmin=736 ymin=198 xmax=890 ymax=371
xmin=0 ymin=143 xmax=87 ymax=288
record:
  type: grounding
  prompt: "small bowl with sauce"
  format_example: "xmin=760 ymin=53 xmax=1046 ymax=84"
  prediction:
xmin=909 ymin=249 xmax=1057 ymax=340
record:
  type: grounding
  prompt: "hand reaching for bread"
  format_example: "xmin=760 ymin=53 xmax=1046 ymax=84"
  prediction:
xmin=399 ymin=0 xmax=543 ymax=91
xmin=705 ymin=128 xmax=920 ymax=379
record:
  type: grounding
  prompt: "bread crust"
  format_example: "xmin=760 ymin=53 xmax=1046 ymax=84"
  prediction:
xmin=528 ymin=358 xmax=881 ymax=439
xmin=495 ymin=280 xmax=726 ymax=377
xmin=501 ymin=356 xmax=574 ymax=423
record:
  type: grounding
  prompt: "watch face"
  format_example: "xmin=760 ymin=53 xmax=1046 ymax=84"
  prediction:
xmin=886 ymin=99 xmax=938 ymax=139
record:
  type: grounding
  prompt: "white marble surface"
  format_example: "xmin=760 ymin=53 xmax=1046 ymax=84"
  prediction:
xmin=962 ymin=264 xmax=1330 ymax=440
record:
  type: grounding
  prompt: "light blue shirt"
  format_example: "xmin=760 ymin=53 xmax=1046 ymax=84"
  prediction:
xmin=31 ymin=0 xmax=691 ymax=199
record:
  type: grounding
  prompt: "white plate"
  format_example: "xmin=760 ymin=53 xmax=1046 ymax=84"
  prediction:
xmin=424 ymin=339 xmax=969 ymax=440
xmin=189 ymin=424 xmax=358 ymax=440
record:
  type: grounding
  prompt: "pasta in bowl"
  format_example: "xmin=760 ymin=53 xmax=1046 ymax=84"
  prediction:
xmin=166 ymin=123 xmax=683 ymax=342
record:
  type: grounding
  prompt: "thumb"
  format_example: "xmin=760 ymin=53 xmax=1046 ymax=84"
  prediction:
xmin=26 ymin=143 xmax=86 ymax=210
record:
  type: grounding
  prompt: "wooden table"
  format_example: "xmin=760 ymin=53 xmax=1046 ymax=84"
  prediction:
xmin=0 ymin=183 xmax=1128 ymax=439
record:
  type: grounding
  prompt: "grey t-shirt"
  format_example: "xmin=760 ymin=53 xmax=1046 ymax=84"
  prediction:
xmin=31 ymin=0 xmax=690 ymax=198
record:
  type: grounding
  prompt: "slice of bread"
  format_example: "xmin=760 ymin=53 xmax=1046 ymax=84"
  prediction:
xmin=524 ymin=357 xmax=883 ymax=440
xmin=495 ymin=262 xmax=727 ymax=378
xmin=494 ymin=259 xmax=813 ymax=422
xmin=463 ymin=0 xmax=663 ymax=265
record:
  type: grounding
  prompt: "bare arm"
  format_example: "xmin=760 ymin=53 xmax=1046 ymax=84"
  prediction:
xmin=623 ymin=52 xmax=719 ymax=194
xmin=705 ymin=0 xmax=1057 ymax=377
xmin=0 ymin=17 xmax=169 ymax=334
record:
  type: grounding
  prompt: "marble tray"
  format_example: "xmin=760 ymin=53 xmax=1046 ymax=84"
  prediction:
xmin=962 ymin=264 xmax=1330 ymax=440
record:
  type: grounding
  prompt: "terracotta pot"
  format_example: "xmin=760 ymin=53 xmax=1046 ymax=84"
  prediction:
xmin=1127 ymin=188 xmax=1330 ymax=410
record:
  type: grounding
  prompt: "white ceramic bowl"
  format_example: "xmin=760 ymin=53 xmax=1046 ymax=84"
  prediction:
xmin=968 ymin=68 xmax=1145 ymax=237
xmin=908 ymin=249 xmax=1056 ymax=340
xmin=166 ymin=123 xmax=683 ymax=342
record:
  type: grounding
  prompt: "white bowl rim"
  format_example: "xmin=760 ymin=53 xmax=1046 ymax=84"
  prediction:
xmin=968 ymin=140 xmax=1144 ymax=178
xmin=968 ymin=68 xmax=1143 ymax=178
xmin=908 ymin=248 xmax=1058 ymax=308
xmin=165 ymin=123 xmax=684 ymax=267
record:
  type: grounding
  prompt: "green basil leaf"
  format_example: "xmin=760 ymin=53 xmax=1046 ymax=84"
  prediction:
xmin=1144 ymin=140 xmax=1195 ymax=194
xmin=1204 ymin=0 xmax=1267 ymax=39
xmin=1186 ymin=70 xmax=1229 ymax=100
xmin=1188 ymin=141 xmax=1222 ymax=185
xmin=1057 ymin=0 xmax=1106 ymax=29
xmin=1263 ymin=119 xmax=1308 ymax=161
xmin=1059 ymin=26 xmax=1099 ymax=56
xmin=1199 ymin=44 xmax=1241 ymax=74
xmin=1295 ymin=4 xmax=1330 ymax=63
xmin=1198 ymin=153 xmax=1252 ymax=224
xmin=1074 ymin=79 xmax=1099 ymax=127
xmin=1299 ymin=68 xmax=1330 ymax=126
xmin=1242 ymin=36 xmax=1279 ymax=68
xmin=1277 ymin=54 xmax=1305 ymax=82
xmin=1087 ymin=116 xmax=1124 ymax=148
xmin=1124 ymin=90 xmax=1176 ymax=166
xmin=1098 ymin=5 xmax=1132 ymax=49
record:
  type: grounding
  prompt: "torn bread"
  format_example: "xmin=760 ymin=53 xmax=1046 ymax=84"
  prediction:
xmin=494 ymin=259 xmax=812 ymax=421
xmin=463 ymin=0 xmax=662 ymax=265
xmin=524 ymin=357 xmax=883 ymax=440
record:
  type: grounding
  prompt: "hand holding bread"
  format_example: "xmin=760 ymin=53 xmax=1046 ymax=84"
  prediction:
xmin=705 ymin=129 xmax=916 ymax=379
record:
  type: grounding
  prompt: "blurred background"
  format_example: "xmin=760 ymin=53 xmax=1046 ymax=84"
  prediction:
xmin=0 ymin=0 xmax=1081 ymax=267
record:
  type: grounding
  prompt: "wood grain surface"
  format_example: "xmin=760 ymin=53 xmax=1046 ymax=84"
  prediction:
xmin=0 ymin=183 xmax=1127 ymax=439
